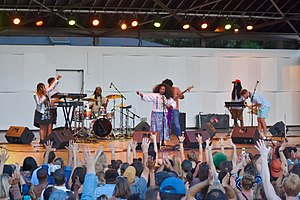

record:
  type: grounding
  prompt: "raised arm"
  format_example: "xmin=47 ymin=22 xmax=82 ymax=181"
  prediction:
xmin=196 ymin=134 xmax=203 ymax=162
xmin=0 ymin=148 xmax=9 ymax=175
xmin=219 ymin=137 xmax=225 ymax=153
xmin=228 ymin=139 xmax=237 ymax=168
xmin=179 ymin=135 xmax=186 ymax=161
xmin=186 ymin=180 xmax=209 ymax=200
xmin=150 ymin=133 xmax=158 ymax=162
xmin=43 ymin=140 xmax=56 ymax=164
xmin=255 ymin=140 xmax=281 ymax=200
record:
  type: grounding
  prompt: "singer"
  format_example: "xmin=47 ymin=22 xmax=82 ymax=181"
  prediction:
xmin=241 ymin=88 xmax=271 ymax=139
xmin=136 ymin=83 xmax=176 ymax=141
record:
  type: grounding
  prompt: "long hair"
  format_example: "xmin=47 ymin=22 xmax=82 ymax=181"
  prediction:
xmin=95 ymin=152 xmax=108 ymax=185
xmin=231 ymin=82 xmax=242 ymax=100
xmin=152 ymin=83 xmax=173 ymax=99
xmin=113 ymin=177 xmax=132 ymax=199
xmin=93 ymin=86 xmax=102 ymax=106
xmin=36 ymin=83 xmax=45 ymax=96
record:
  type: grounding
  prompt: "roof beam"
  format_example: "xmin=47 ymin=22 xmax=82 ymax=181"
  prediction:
xmin=269 ymin=0 xmax=300 ymax=39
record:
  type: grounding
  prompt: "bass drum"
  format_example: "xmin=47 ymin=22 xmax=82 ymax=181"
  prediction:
xmin=92 ymin=118 xmax=112 ymax=137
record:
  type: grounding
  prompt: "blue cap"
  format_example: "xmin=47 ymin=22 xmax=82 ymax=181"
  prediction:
xmin=160 ymin=177 xmax=186 ymax=195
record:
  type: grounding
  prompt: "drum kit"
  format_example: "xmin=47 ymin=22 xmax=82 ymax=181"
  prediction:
xmin=73 ymin=93 xmax=138 ymax=142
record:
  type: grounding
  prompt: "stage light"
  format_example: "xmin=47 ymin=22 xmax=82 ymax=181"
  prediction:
xmin=35 ymin=20 xmax=44 ymax=27
xmin=91 ymin=18 xmax=100 ymax=27
xmin=131 ymin=20 xmax=138 ymax=27
xmin=154 ymin=21 xmax=161 ymax=28
xmin=12 ymin=17 xmax=21 ymax=25
xmin=68 ymin=16 xmax=76 ymax=26
xmin=246 ymin=24 xmax=253 ymax=30
xmin=182 ymin=23 xmax=190 ymax=30
xmin=120 ymin=22 xmax=127 ymax=30
xmin=201 ymin=22 xmax=208 ymax=29
xmin=224 ymin=23 xmax=232 ymax=30
xmin=234 ymin=28 xmax=239 ymax=33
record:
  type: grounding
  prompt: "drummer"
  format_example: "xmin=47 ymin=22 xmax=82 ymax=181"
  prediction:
xmin=89 ymin=86 xmax=108 ymax=117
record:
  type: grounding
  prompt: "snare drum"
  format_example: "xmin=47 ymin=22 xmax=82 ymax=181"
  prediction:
xmin=91 ymin=118 xmax=112 ymax=137
xmin=84 ymin=109 xmax=93 ymax=119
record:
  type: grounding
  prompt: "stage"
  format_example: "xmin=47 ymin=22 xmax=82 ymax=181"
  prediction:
xmin=0 ymin=128 xmax=299 ymax=166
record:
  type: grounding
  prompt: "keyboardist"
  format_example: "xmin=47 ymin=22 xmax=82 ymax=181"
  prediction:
xmin=231 ymin=79 xmax=244 ymax=127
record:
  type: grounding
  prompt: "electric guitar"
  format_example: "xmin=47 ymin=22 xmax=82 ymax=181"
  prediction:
xmin=173 ymin=85 xmax=194 ymax=100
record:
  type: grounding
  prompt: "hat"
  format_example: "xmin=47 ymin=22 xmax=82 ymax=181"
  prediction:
xmin=155 ymin=171 xmax=170 ymax=186
xmin=270 ymin=159 xmax=282 ymax=178
xmin=123 ymin=166 xmax=136 ymax=184
xmin=160 ymin=177 xmax=186 ymax=195
xmin=232 ymin=79 xmax=241 ymax=83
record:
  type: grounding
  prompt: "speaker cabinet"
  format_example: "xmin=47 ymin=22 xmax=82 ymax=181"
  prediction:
xmin=184 ymin=130 xmax=210 ymax=148
xmin=197 ymin=114 xmax=229 ymax=129
xmin=134 ymin=121 xmax=150 ymax=131
xmin=232 ymin=127 xmax=260 ymax=144
xmin=132 ymin=131 xmax=160 ymax=150
xmin=203 ymin=122 xmax=217 ymax=139
xmin=43 ymin=129 xmax=74 ymax=149
xmin=5 ymin=126 xmax=34 ymax=144
xmin=269 ymin=121 xmax=285 ymax=137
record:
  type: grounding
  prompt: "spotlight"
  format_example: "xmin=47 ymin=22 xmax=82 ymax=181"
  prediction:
xmin=120 ymin=22 xmax=127 ymax=30
xmin=224 ymin=23 xmax=232 ymax=30
xmin=201 ymin=22 xmax=208 ymax=30
xmin=68 ymin=16 xmax=76 ymax=26
xmin=91 ymin=18 xmax=100 ymax=27
xmin=234 ymin=28 xmax=239 ymax=33
xmin=131 ymin=20 xmax=138 ymax=27
xmin=35 ymin=20 xmax=44 ymax=27
xmin=12 ymin=17 xmax=21 ymax=25
xmin=246 ymin=25 xmax=253 ymax=30
xmin=154 ymin=21 xmax=161 ymax=28
xmin=182 ymin=23 xmax=190 ymax=30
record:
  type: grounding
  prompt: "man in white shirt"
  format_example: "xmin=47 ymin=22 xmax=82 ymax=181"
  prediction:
xmin=241 ymin=89 xmax=271 ymax=139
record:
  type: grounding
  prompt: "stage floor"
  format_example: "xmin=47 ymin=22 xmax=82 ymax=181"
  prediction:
xmin=0 ymin=130 xmax=299 ymax=166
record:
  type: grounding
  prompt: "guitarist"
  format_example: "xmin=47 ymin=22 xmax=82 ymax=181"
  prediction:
xmin=162 ymin=79 xmax=185 ymax=137
xmin=241 ymin=89 xmax=271 ymax=140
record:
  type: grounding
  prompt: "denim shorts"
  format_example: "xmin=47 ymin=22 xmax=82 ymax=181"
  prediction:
xmin=257 ymin=107 xmax=270 ymax=118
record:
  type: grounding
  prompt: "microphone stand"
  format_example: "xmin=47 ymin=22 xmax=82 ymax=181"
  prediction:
xmin=251 ymin=81 xmax=259 ymax=126
xmin=161 ymin=95 xmax=166 ymax=147
xmin=127 ymin=109 xmax=140 ymax=129
xmin=110 ymin=83 xmax=126 ymax=135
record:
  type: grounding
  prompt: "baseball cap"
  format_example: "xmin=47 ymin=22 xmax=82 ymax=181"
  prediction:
xmin=270 ymin=159 xmax=282 ymax=178
xmin=160 ymin=177 xmax=186 ymax=195
xmin=232 ymin=79 xmax=241 ymax=83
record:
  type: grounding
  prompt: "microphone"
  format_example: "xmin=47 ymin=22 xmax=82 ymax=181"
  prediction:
xmin=109 ymin=82 xmax=113 ymax=88
xmin=257 ymin=80 xmax=260 ymax=83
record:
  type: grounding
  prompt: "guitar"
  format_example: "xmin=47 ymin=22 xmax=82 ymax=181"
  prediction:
xmin=247 ymin=105 xmax=258 ymax=115
xmin=173 ymin=85 xmax=194 ymax=100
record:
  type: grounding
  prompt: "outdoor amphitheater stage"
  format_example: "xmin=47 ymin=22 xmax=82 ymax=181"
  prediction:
xmin=0 ymin=129 xmax=299 ymax=166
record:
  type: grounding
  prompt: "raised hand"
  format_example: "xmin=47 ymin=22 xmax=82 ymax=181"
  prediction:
xmin=220 ymin=137 xmax=224 ymax=147
xmin=150 ymin=133 xmax=157 ymax=142
xmin=228 ymin=138 xmax=236 ymax=148
xmin=0 ymin=148 xmax=9 ymax=164
xmin=178 ymin=135 xmax=185 ymax=143
xmin=44 ymin=140 xmax=56 ymax=152
xmin=9 ymin=171 xmax=20 ymax=186
xmin=94 ymin=146 xmax=104 ymax=162
xmin=146 ymin=157 xmax=155 ymax=171
xmin=130 ymin=140 xmax=138 ymax=151
xmin=255 ymin=140 xmax=271 ymax=158
xmin=196 ymin=134 xmax=202 ymax=144
xmin=141 ymin=137 xmax=150 ymax=153
xmin=222 ymin=172 xmax=230 ymax=187
xmin=83 ymin=147 xmax=95 ymax=174
xmin=278 ymin=140 xmax=287 ymax=152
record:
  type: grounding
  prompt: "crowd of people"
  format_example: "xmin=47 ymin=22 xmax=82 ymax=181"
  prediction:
xmin=0 ymin=134 xmax=299 ymax=200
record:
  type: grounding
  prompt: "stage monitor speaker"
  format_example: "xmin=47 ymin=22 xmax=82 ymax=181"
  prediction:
xmin=203 ymin=122 xmax=217 ymax=139
xmin=132 ymin=131 xmax=160 ymax=150
xmin=198 ymin=114 xmax=229 ymax=129
xmin=171 ymin=112 xmax=186 ymax=133
xmin=231 ymin=127 xmax=259 ymax=144
xmin=43 ymin=129 xmax=74 ymax=149
xmin=5 ymin=126 xmax=34 ymax=144
xmin=134 ymin=121 xmax=150 ymax=131
xmin=184 ymin=130 xmax=210 ymax=148
xmin=269 ymin=121 xmax=285 ymax=137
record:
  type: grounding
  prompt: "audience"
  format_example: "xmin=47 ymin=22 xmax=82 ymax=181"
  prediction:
xmin=1 ymin=132 xmax=300 ymax=200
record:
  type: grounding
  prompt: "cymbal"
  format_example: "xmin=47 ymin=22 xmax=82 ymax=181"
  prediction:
xmin=82 ymin=97 xmax=97 ymax=102
xmin=106 ymin=94 xmax=122 ymax=99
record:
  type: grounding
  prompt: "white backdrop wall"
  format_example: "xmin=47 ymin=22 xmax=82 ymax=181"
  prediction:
xmin=0 ymin=45 xmax=299 ymax=130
